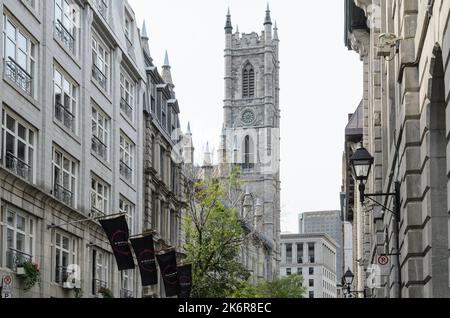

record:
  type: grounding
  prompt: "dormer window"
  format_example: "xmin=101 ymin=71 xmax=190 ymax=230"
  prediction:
xmin=242 ymin=62 xmax=255 ymax=98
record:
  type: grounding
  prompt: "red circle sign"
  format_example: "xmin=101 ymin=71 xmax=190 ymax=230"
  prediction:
xmin=378 ymin=255 xmax=389 ymax=266
xmin=3 ymin=276 xmax=12 ymax=285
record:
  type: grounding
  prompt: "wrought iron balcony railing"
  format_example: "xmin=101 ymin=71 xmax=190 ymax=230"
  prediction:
xmin=5 ymin=152 xmax=32 ymax=182
xmin=5 ymin=57 xmax=32 ymax=95
xmin=120 ymin=288 xmax=134 ymax=299
xmin=120 ymin=97 xmax=133 ymax=121
xmin=55 ymin=20 xmax=76 ymax=54
xmin=55 ymin=102 xmax=75 ymax=132
xmin=92 ymin=64 xmax=107 ymax=90
xmin=92 ymin=135 xmax=107 ymax=160
xmin=120 ymin=160 xmax=133 ymax=183
xmin=6 ymin=248 xmax=32 ymax=271
xmin=54 ymin=184 xmax=74 ymax=207
xmin=93 ymin=278 xmax=108 ymax=296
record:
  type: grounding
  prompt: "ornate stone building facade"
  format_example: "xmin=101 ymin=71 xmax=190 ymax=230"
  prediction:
xmin=344 ymin=0 xmax=450 ymax=298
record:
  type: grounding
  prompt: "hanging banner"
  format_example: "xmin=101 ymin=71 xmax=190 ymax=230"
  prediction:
xmin=156 ymin=250 xmax=179 ymax=297
xmin=177 ymin=264 xmax=192 ymax=299
xmin=130 ymin=235 xmax=158 ymax=286
xmin=99 ymin=216 xmax=135 ymax=271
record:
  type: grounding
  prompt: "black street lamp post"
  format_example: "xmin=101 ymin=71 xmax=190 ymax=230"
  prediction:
xmin=341 ymin=269 xmax=366 ymax=298
xmin=349 ymin=145 xmax=402 ymax=298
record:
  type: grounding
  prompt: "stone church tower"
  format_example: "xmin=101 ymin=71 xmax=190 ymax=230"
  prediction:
xmin=220 ymin=5 xmax=281 ymax=280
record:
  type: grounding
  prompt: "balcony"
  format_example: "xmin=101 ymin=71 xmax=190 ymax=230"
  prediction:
xmin=92 ymin=64 xmax=107 ymax=90
xmin=120 ymin=161 xmax=133 ymax=183
xmin=55 ymin=20 xmax=76 ymax=54
xmin=55 ymin=102 xmax=75 ymax=132
xmin=54 ymin=184 xmax=74 ymax=207
xmin=120 ymin=288 xmax=134 ymax=299
xmin=5 ymin=152 xmax=32 ymax=182
xmin=92 ymin=279 xmax=108 ymax=296
xmin=92 ymin=136 xmax=107 ymax=160
xmin=120 ymin=97 xmax=133 ymax=121
xmin=6 ymin=248 xmax=32 ymax=271
xmin=4 ymin=57 xmax=32 ymax=95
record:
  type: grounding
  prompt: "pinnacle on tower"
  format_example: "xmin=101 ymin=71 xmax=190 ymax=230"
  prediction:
xmin=187 ymin=122 xmax=192 ymax=135
xmin=225 ymin=7 xmax=233 ymax=34
xmin=264 ymin=3 xmax=272 ymax=25
xmin=162 ymin=50 xmax=174 ymax=86
xmin=274 ymin=20 xmax=279 ymax=41
xmin=141 ymin=21 xmax=149 ymax=39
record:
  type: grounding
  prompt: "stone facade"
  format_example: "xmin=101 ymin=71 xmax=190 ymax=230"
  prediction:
xmin=344 ymin=0 xmax=450 ymax=298
xmin=0 ymin=0 xmax=185 ymax=298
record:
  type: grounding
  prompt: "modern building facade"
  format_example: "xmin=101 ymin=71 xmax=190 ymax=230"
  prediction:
xmin=0 ymin=0 xmax=186 ymax=298
xmin=299 ymin=211 xmax=343 ymax=284
xmin=281 ymin=233 xmax=338 ymax=298
xmin=344 ymin=0 xmax=450 ymax=298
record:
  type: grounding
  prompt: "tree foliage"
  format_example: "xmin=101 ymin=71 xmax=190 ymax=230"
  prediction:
xmin=232 ymin=275 xmax=306 ymax=299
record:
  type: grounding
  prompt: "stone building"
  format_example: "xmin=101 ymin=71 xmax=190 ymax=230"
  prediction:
xmin=344 ymin=0 xmax=450 ymax=298
xmin=0 ymin=0 xmax=186 ymax=298
xmin=280 ymin=233 xmax=338 ymax=298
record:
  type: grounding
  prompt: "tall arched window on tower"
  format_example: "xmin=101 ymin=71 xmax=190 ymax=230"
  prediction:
xmin=243 ymin=135 xmax=254 ymax=169
xmin=242 ymin=63 xmax=255 ymax=98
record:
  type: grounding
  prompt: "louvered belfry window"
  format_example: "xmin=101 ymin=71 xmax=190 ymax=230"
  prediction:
xmin=242 ymin=63 xmax=255 ymax=98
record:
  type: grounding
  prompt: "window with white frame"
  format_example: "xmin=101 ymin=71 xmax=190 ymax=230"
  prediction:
xmin=53 ymin=231 xmax=77 ymax=284
xmin=52 ymin=147 xmax=78 ymax=208
xmin=120 ymin=270 xmax=134 ymax=298
xmin=91 ymin=105 xmax=109 ymax=161
xmin=3 ymin=14 xmax=36 ymax=96
xmin=91 ymin=176 xmax=109 ymax=216
xmin=1 ymin=108 xmax=35 ymax=182
xmin=91 ymin=35 xmax=109 ymax=91
xmin=54 ymin=0 xmax=78 ymax=54
xmin=124 ymin=13 xmax=132 ymax=46
xmin=119 ymin=197 xmax=135 ymax=235
xmin=119 ymin=134 xmax=134 ymax=183
xmin=120 ymin=72 xmax=135 ymax=121
xmin=54 ymin=67 xmax=78 ymax=133
xmin=92 ymin=249 xmax=110 ymax=295
xmin=2 ymin=207 xmax=35 ymax=270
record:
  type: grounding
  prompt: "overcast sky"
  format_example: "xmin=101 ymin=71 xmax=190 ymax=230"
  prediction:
xmin=128 ymin=0 xmax=363 ymax=233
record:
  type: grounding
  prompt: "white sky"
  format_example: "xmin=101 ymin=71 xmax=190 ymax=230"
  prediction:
xmin=128 ymin=0 xmax=363 ymax=234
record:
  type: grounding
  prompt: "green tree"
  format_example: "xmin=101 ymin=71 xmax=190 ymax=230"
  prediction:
xmin=184 ymin=169 xmax=250 ymax=298
xmin=232 ymin=275 xmax=306 ymax=299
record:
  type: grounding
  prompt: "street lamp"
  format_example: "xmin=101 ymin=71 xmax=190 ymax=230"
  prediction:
xmin=349 ymin=145 xmax=374 ymax=203
xmin=342 ymin=269 xmax=365 ymax=298
xmin=343 ymin=269 xmax=354 ymax=286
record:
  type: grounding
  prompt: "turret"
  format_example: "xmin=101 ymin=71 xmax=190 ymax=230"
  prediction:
xmin=162 ymin=51 xmax=174 ymax=89
xmin=140 ymin=21 xmax=152 ymax=63
xmin=183 ymin=122 xmax=194 ymax=166
xmin=264 ymin=4 xmax=272 ymax=43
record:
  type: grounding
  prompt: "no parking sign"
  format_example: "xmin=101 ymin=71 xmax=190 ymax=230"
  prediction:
xmin=1 ymin=275 xmax=13 ymax=298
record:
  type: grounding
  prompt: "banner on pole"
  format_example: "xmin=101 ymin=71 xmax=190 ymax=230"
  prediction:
xmin=99 ymin=216 xmax=135 ymax=271
xmin=177 ymin=264 xmax=192 ymax=299
xmin=156 ymin=250 xmax=179 ymax=297
xmin=130 ymin=235 xmax=158 ymax=286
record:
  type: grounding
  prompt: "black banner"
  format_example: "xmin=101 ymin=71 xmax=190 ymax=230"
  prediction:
xmin=99 ymin=216 xmax=135 ymax=271
xmin=130 ymin=235 xmax=158 ymax=286
xmin=177 ymin=264 xmax=192 ymax=299
xmin=156 ymin=250 xmax=179 ymax=297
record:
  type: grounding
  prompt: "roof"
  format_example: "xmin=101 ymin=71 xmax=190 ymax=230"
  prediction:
xmin=345 ymin=100 xmax=363 ymax=138
xmin=280 ymin=233 xmax=340 ymax=250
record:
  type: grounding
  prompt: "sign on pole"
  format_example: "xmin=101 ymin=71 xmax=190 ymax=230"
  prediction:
xmin=1 ymin=275 xmax=13 ymax=298
xmin=377 ymin=255 xmax=391 ymax=276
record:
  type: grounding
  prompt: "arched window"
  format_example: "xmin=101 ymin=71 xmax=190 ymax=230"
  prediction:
xmin=243 ymin=135 xmax=254 ymax=169
xmin=242 ymin=63 xmax=255 ymax=98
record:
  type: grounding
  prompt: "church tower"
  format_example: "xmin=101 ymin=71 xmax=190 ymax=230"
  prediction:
xmin=223 ymin=5 xmax=281 ymax=279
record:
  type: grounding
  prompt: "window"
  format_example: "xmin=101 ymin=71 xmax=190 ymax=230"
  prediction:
xmin=297 ymin=267 xmax=302 ymax=276
xmin=243 ymin=135 xmax=254 ymax=169
xmin=119 ymin=197 xmax=135 ymax=235
xmin=169 ymin=210 xmax=178 ymax=245
xmin=308 ymin=243 xmax=315 ymax=263
xmin=242 ymin=62 xmax=255 ymax=98
xmin=54 ymin=0 xmax=78 ymax=54
xmin=120 ymin=134 xmax=134 ymax=183
xmin=309 ymin=267 xmax=314 ymax=275
xmin=52 ymin=148 xmax=77 ymax=208
xmin=297 ymin=243 xmax=303 ymax=264
xmin=91 ymin=176 xmax=109 ymax=216
xmin=3 ymin=208 xmax=35 ymax=270
xmin=286 ymin=268 xmax=291 ymax=276
xmin=151 ymin=192 xmax=158 ymax=230
xmin=124 ymin=13 xmax=133 ymax=47
xmin=309 ymin=291 xmax=314 ymax=299
xmin=3 ymin=14 xmax=36 ymax=95
xmin=92 ymin=249 xmax=110 ymax=295
xmin=120 ymin=72 xmax=135 ymax=121
xmin=160 ymin=146 xmax=165 ymax=181
xmin=161 ymin=99 xmax=167 ymax=130
xmin=121 ymin=270 xmax=134 ymax=298
xmin=309 ymin=279 xmax=314 ymax=287
xmin=54 ymin=67 xmax=77 ymax=133
xmin=53 ymin=232 xmax=77 ymax=284
xmin=92 ymin=35 xmax=109 ymax=91
xmin=91 ymin=105 xmax=109 ymax=161
xmin=285 ymin=243 xmax=292 ymax=264
xmin=1 ymin=109 xmax=35 ymax=182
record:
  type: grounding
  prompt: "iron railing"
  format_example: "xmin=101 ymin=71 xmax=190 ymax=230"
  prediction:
xmin=120 ymin=161 xmax=133 ymax=183
xmin=54 ymin=184 xmax=74 ymax=207
xmin=92 ymin=135 xmax=107 ymax=160
xmin=120 ymin=288 xmax=134 ymax=298
xmin=55 ymin=102 xmax=75 ymax=132
xmin=55 ymin=19 xmax=76 ymax=54
xmin=120 ymin=97 xmax=133 ymax=121
xmin=92 ymin=64 xmax=107 ymax=90
xmin=93 ymin=278 xmax=108 ymax=296
xmin=5 ymin=57 xmax=32 ymax=95
xmin=6 ymin=248 xmax=32 ymax=270
xmin=5 ymin=152 xmax=32 ymax=182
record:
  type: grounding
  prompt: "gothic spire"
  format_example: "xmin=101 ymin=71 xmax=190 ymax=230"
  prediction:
xmin=264 ymin=3 xmax=272 ymax=25
xmin=187 ymin=122 xmax=192 ymax=135
xmin=225 ymin=7 xmax=233 ymax=34
xmin=274 ymin=20 xmax=279 ymax=41
xmin=162 ymin=50 xmax=174 ymax=87
xmin=141 ymin=21 xmax=148 ymax=39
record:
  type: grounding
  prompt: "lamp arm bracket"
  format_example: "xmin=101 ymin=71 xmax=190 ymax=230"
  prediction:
xmin=364 ymin=195 xmax=397 ymax=216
